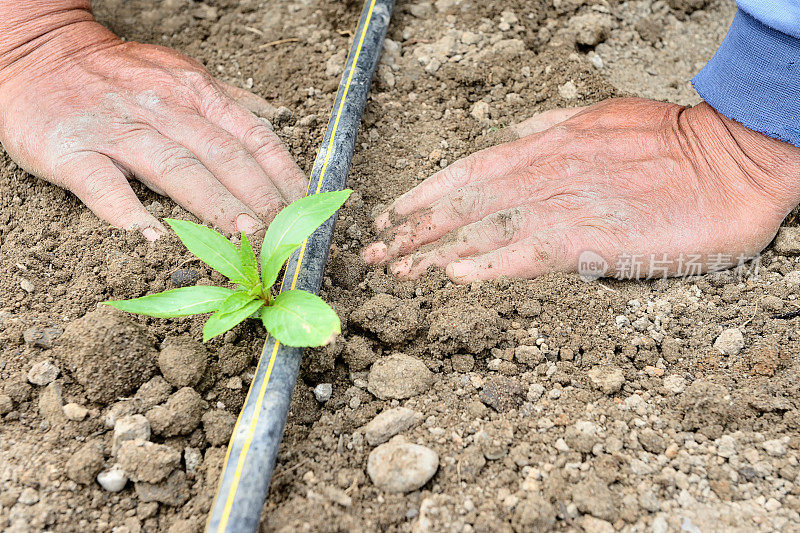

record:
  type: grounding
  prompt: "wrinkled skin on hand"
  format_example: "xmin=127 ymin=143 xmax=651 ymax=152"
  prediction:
xmin=0 ymin=21 xmax=307 ymax=239
xmin=364 ymin=98 xmax=800 ymax=283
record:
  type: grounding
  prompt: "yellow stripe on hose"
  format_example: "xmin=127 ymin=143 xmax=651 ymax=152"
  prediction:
xmin=213 ymin=1 xmax=379 ymax=530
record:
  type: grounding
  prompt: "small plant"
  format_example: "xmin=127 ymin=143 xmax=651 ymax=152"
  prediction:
xmin=106 ymin=190 xmax=352 ymax=347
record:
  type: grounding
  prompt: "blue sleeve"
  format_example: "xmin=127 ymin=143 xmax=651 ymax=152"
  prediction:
xmin=691 ymin=2 xmax=800 ymax=148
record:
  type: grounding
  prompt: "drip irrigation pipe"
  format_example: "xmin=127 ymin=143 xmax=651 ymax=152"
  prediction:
xmin=206 ymin=1 xmax=394 ymax=530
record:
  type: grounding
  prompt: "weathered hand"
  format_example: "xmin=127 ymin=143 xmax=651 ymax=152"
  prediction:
xmin=0 ymin=18 xmax=307 ymax=240
xmin=363 ymin=98 xmax=800 ymax=282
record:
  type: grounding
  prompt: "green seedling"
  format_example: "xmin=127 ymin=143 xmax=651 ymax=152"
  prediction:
xmin=105 ymin=190 xmax=352 ymax=346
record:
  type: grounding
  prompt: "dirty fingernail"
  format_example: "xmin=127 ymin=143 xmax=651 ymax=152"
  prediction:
xmin=142 ymin=227 xmax=163 ymax=242
xmin=448 ymin=260 xmax=475 ymax=279
xmin=362 ymin=242 xmax=387 ymax=263
xmin=237 ymin=213 xmax=264 ymax=234
xmin=375 ymin=212 xmax=391 ymax=231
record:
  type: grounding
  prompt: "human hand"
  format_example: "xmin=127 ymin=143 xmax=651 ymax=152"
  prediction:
xmin=0 ymin=16 xmax=307 ymax=240
xmin=363 ymin=98 xmax=800 ymax=282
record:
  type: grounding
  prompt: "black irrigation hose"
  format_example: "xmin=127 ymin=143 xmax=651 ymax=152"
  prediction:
xmin=206 ymin=1 xmax=394 ymax=530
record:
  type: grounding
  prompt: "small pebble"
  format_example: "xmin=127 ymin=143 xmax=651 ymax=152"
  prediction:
xmin=314 ymin=383 xmax=333 ymax=403
xmin=18 ymin=488 xmax=39 ymax=505
xmin=367 ymin=441 xmax=439 ymax=493
xmin=363 ymin=407 xmax=420 ymax=446
xmin=27 ymin=360 xmax=59 ymax=386
xmin=63 ymin=402 xmax=89 ymax=421
xmin=97 ymin=466 xmax=129 ymax=492
xmin=714 ymin=328 xmax=744 ymax=356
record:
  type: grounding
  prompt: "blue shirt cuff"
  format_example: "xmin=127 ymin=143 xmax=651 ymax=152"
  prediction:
xmin=692 ymin=9 xmax=800 ymax=148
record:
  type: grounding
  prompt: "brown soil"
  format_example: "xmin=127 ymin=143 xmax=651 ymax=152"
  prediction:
xmin=3 ymin=1 xmax=800 ymax=532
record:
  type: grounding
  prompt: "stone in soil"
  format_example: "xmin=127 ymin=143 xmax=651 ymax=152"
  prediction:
xmin=113 ymin=414 xmax=151 ymax=455
xmin=363 ymin=407 xmax=421 ymax=446
xmin=713 ymin=327 xmax=744 ymax=356
xmin=117 ymin=439 xmax=181 ymax=483
xmin=367 ymin=353 xmax=434 ymax=400
xmin=663 ymin=374 xmax=686 ymax=394
xmin=157 ymin=336 xmax=207 ymax=388
xmin=478 ymin=374 xmax=524 ymax=412
xmin=66 ymin=441 xmax=105 ymax=485
xmin=62 ymin=402 xmax=88 ymax=421
xmin=97 ymin=466 xmax=129 ymax=492
xmin=27 ymin=359 xmax=59 ymax=386
xmin=52 ymin=306 xmax=157 ymax=403
xmin=313 ymin=383 xmax=333 ymax=403
xmin=170 ymin=268 xmax=201 ymax=287
xmin=367 ymin=440 xmax=439 ymax=493
xmin=588 ymin=366 xmax=625 ymax=394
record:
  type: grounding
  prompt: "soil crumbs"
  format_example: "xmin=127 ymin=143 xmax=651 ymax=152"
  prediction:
xmin=2 ymin=0 xmax=800 ymax=532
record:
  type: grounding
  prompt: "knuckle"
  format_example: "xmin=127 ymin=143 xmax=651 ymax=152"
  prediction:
xmin=446 ymin=186 xmax=483 ymax=218
xmin=439 ymin=159 xmax=469 ymax=190
xmin=248 ymin=183 xmax=285 ymax=214
xmin=207 ymin=135 xmax=247 ymax=164
xmin=247 ymin=126 xmax=288 ymax=162
xmin=155 ymin=147 xmax=201 ymax=179
xmin=242 ymin=122 xmax=277 ymax=149
xmin=183 ymin=69 xmax=216 ymax=93
xmin=483 ymin=209 xmax=523 ymax=246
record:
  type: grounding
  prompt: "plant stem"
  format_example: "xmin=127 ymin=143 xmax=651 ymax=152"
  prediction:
xmin=263 ymin=285 xmax=273 ymax=306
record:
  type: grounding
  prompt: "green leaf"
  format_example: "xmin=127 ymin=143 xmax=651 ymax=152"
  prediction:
xmin=203 ymin=299 xmax=265 ymax=342
xmin=261 ymin=190 xmax=352 ymax=279
xmin=261 ymin=243 xmax=301 ymax=290
xmin=218 ymin=290 xmax=258 ymax=315
xmin=104 ymin=286 xmax=234 ymax=318
xmin=260 ymin=289 xmax=341 ymax=347
xmin=239 ymin=232 xmax=260 ymax=288
xmin=166 ymin=219 xmax=248 ymax=284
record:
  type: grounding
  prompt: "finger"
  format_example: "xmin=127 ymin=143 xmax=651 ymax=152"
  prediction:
xmin=201 ymin=91 xmax=308 ymax=203
xmin=376 ymin=139 xmax=536 ymax=232
xmin=390 ymin=207 xmax=533 ymax=279
xmin=160 ymin=114 xmax=291 ymax=221
xmin=445 ymin=230 xmax=579 ymax=283
xmin=217 ymin=80 xmax=279 ymax=120
xmin=514 ymin=107 xmax=587 ymax=137
xmin=368 ymin=172 xmax=552 ymax=263
xmin=112 ymin=134 xmax=265 ymax=235
xmin=64 ymin=152 xmax=166 ymax=241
